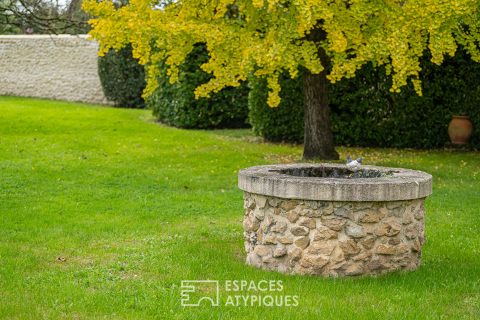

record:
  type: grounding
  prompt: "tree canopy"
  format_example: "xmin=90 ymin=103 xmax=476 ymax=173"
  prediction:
xmin=84 ymin=0 xmax=480 ymax=107
xmin=1 ymin=0 xmax=90 ymax=34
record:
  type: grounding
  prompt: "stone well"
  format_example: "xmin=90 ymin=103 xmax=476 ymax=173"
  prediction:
xmin=238 ymin=164 xmax=432 ymax=277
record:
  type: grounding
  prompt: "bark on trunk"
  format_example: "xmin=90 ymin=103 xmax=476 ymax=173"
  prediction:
xmin=302 ymin=28 xmax=339 ymax=160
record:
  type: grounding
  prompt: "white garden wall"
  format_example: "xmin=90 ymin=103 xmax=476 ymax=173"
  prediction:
xmin=0 ymin=35 xmax=109 ymax=104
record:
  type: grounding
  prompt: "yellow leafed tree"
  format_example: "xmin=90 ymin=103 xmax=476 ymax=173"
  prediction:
xmin=83 ymin=0 xmax=480 ymax=159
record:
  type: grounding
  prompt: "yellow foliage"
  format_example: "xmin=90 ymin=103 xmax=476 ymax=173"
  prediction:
xmin=83 ymin=0 xmax=480 ymax=107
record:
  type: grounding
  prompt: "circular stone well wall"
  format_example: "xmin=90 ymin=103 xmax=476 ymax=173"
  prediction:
xmin=238 ymin=164 xmax=432 ymax=277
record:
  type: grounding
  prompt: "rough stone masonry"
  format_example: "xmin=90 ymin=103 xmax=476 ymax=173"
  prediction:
xmin=0 ymin=35 xmax=108 ymax=104
xmin=239 ymin=164 xmax=432 ymax=277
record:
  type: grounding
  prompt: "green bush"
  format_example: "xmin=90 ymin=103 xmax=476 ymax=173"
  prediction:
xmin=148 ymin=44 xmax=249 ymax=129
xmin=248 ymin=74 xmax=304 ymax=143
xmin=98 ymin=44 xmax=146 ymax=108
xmin=249 ymin=50 xmax=480 ymax=148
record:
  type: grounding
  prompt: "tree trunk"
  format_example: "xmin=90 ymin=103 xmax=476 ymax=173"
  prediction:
xmin=302 ymin=28 xmax=339 ymax=160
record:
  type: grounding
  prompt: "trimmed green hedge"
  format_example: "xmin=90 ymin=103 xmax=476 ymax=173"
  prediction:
xmin=248 ymin=74 xmax=304 ymax=142
xmin=249 ymin=50 xmax=480 ymax=148
xmin=98 ymin=44 xmax=146 ymax=108
xmin=148 ymin=44 xmax=249 ymax=129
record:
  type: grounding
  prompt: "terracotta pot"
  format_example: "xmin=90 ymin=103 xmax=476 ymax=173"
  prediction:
xmin=448 ymin=115 xmax=473 ymax=145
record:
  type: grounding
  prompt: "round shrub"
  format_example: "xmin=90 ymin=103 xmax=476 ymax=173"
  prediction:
xmin=148 ymin=44 xmax=249 ymax=129
xmin=248 ymin=74 xmax=304 ymax=143
xmin=98 ymin=44 xmax=146 ymax=108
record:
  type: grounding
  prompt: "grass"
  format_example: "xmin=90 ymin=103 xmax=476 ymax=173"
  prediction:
xmin=0 ymin=96 xmax=479 ymax=319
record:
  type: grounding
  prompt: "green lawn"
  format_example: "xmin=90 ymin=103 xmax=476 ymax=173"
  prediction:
xmin=0 ymin=96 xmax=479 ymax=319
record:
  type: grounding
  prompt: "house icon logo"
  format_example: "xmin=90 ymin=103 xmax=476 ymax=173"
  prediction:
xmin=180 ymin=280 xmax=220 ymax=307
